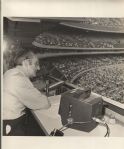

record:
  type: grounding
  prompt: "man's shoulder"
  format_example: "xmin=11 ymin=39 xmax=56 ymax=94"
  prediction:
xmin=4 ymin=67 xmax=33 ymax=88
xmin=4 ymin=67 xmax=24 ymax=79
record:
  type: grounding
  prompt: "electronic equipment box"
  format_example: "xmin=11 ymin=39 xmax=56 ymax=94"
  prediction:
xmin=59 ymin=89 xmax=103 ymax=132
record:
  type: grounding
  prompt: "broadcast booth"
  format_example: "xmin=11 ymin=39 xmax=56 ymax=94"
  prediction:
xmin=3 ymin=17 xmax=124 ymax=137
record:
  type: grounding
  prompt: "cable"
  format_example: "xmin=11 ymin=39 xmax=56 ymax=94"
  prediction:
xmin=50 ymin=117 xmax=109 ymax=136
xmin=60 ymin=127 xmax=69 ymax=132
xmin=49 ymin=123 xmax=70 ymax=136
xmin=58 ymin=123 xmax=70 ymax=131
xmin=92 ymin=117 xmax=110 ymax=137
xmin=49 ymin=118 xmax=93 ymax=136
xmin=104 ymin=123 xmax=110 ymax=137
xmin=61 ymin=120 xmax=92 ymax=132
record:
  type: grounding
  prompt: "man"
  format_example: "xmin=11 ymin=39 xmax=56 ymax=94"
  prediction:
xmin=3 ymin=48 xmax=51 ymax=136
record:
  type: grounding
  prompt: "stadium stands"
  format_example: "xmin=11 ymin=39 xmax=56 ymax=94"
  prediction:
xmin=33 ymin=31 xmax=121 ymax=48
xmin=51 ymin=55 xmax=124 ymax=103
xmin=52 ymin=55 xmax=124 ymax=80
xmin=79 ymin=18 xmax=124 ymax=28
xmin=76 ymin=65 xmax=124 ymax=103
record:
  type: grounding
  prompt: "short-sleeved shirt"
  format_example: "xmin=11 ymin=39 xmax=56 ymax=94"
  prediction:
xmin=3 ymin=66 xmax=49 ymax=120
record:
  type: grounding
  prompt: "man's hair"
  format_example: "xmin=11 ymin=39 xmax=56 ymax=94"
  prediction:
xmin=14 ymin=48 xmax=37 ymax=66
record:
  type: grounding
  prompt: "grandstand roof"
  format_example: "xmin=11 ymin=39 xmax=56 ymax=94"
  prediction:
xmin=60 ymin=21 xmax=124 ymax=34
xmin=8 ymin=17 xmax=124 ymax=34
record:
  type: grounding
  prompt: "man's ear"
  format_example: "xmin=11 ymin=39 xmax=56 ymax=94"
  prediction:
xmin=28 ymin=59 xmax=32 ymax=65
xmin=22 ymin=59 xmax=30 ymax=66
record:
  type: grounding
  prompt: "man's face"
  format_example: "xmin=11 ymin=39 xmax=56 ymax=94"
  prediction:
xmin=26 ymin=56 xmax=40 ymax=78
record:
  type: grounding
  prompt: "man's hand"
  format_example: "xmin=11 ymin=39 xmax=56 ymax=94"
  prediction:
xmin=33 ymin=79 xmax=46 ymax=91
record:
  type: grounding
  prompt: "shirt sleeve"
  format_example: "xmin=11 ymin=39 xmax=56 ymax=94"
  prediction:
xmin=6 ymin=75 xmax=51 ymax=110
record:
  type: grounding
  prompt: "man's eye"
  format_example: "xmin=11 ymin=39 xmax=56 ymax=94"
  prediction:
xmin=35 ymin=62 xmax=39 ymax=66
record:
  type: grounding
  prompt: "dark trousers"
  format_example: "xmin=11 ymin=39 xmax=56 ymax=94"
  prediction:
xmin=3 ymin=114 xmax=27 ymax=136
xmin=3 ymin=109 xmax=46 ymax=136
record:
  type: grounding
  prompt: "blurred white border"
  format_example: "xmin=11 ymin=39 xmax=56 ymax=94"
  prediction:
xmin=1 ymin=1 xmax=124 ymax=149
xmin=2 ymin=0 xmax=124 ymax=17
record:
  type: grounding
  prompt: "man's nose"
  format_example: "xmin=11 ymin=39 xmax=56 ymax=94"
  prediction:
xmin=37 ymin=65 xmax=40 ymax=71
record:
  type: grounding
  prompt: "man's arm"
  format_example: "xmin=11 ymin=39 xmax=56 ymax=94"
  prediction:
xmin=7 ymin=75 xmax=51 ymax=110
xmin=17 ymin=86 xmax=51 ymax=110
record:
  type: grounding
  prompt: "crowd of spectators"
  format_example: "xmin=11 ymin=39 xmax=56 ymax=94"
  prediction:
xmin=33 ymin=32 xmax=121 ymax=48
xmin=52 ymin=55 xmax=124 ymax=103
xmin=80 ymin=18 xmax=124 ymax=28
xmin=52 ymin=55 xmax=124 ymax=80
xmin=76 ymin=66 xmax=124 ymax=103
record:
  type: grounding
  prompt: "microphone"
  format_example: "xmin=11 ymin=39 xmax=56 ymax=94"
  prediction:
xmin=45 ymin=79 xmax=49 ymax=96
